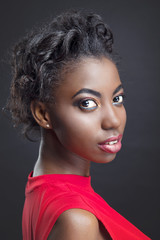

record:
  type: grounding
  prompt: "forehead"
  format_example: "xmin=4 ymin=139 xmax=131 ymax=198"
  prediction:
xmin=56 ymin=57 xmax=121 ymax=97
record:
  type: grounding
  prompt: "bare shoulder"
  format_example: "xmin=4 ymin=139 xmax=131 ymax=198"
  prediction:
xmin=47 ymin=209 xmax=100 ymax=240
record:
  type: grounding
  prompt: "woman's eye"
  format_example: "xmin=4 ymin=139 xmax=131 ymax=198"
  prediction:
xmin=79 ymin=99 xmax=98 ymax=111
xmin=113 ymin=94 xmax=125 ymax=105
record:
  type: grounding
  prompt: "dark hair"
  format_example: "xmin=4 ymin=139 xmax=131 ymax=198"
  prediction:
xmin=6 ymin=10 xmax=114 ymax=140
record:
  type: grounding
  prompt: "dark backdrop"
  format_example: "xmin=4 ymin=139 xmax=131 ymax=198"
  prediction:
xmin=0 ymin=0 xmax=159 ymax=239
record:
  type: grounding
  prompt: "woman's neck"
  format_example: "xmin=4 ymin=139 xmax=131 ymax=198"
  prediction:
xmin=33 ymin=130 xmax=91 ymax=177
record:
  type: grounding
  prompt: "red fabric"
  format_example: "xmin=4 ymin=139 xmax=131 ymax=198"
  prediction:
xmin=22 ymin=172 xmax=151 ymax=240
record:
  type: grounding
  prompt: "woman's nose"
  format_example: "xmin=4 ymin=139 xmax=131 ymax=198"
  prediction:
xmin=101 ymin=104 xmax=121 ymax=130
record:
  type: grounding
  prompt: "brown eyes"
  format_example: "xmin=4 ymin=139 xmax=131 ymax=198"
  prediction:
xmin=113 ymin=94 xmax=125 ymax=105
xmin=78 ymin=94 xmax=125 ymax=111
xmin=79 ymin=99 xmax=98 ymax=111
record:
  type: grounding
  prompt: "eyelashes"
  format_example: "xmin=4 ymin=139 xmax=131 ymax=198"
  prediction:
xmin=113 ymin=94 xmax=126 ymax=105
xmin=79 ymin=98 xmax=98 ymax=111
xmin=74 ymin=94 xmax=126 ymax=112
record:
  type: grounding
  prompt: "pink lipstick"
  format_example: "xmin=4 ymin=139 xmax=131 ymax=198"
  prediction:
xmin=98 ymin=134 xmax=122 ymax=154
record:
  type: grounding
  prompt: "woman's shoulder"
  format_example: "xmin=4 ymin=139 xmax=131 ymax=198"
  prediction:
xmin=47 ymin=209 xmax=107 ymax=240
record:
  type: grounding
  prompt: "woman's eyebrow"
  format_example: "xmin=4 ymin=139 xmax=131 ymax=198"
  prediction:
xmin=72 ymin=84 xmax=123 ymax=99
xmin=72 ymin=88 xmax=101 ymax=99
xmin=113 ymin=84 xmax=124 ymax=95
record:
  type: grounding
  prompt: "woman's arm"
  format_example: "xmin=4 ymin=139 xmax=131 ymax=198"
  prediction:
xmin=47 ymin=209 xmax=109 ymax=240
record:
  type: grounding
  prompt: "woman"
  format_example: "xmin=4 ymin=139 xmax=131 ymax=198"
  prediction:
xmin=7 ymin=10 xmax=151 ymax=240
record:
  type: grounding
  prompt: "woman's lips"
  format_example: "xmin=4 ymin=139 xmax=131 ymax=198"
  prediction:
xmin=98 ymin=134 xmax=122 ymax=154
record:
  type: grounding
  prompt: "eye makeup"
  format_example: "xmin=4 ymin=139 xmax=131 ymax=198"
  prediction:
xmin=72 ymin=85 xmax=126 ymax=111
xmin=79 ymin=98 xmax=98 ymax=111
xmin=113 ymin=93 xmax=126 ymax=105
xmin=73 ymin=97 xmax=100 ymax=112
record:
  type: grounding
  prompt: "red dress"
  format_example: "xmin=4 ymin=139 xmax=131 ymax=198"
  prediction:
xmin=22 ymin=172 xmax=151 ymax=240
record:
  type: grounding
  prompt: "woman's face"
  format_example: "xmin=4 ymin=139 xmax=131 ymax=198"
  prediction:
xmin=47 ymin=57 xmax=127 ymax=163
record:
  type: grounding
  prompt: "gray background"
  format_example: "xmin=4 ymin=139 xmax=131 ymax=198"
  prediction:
xmin=0 ymin=0 xmax=159 ymax=239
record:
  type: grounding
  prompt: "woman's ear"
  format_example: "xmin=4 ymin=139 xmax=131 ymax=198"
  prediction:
xmin=30 ymin=101 xmax=52 ymax=129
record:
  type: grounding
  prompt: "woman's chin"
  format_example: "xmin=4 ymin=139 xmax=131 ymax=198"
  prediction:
xmin=92 ymin=152 xmax=117 ymax=164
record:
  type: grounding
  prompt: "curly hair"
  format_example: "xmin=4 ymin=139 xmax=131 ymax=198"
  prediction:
xmin=6 ymin=10 xmax=115 ymax=140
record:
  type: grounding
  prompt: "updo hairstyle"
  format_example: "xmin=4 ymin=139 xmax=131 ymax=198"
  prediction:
xmin=6 ymin=10 xmax=114 ymax=139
